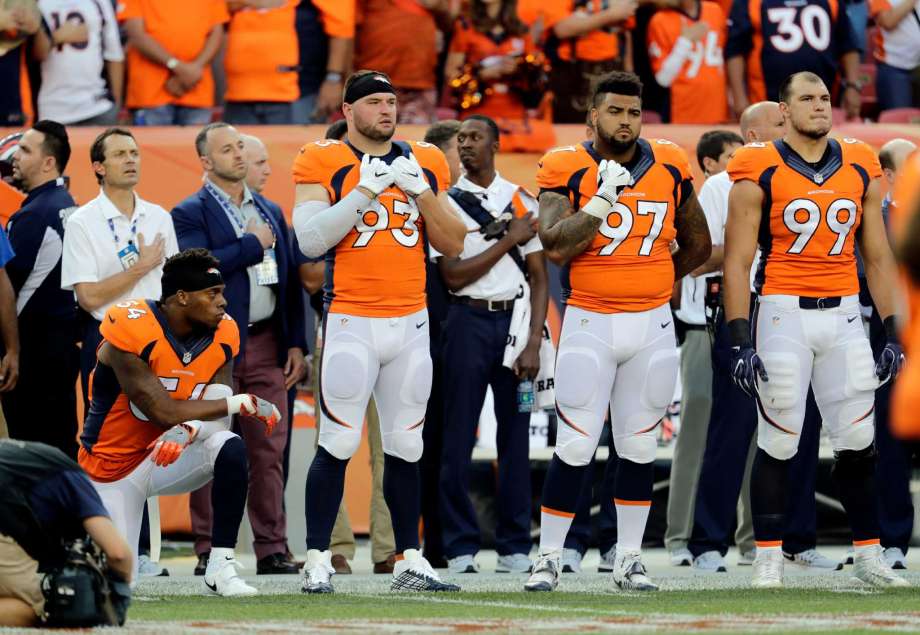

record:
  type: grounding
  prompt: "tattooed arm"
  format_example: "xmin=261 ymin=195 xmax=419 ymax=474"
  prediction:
xmin=672 ymin=189 xmax=712 ymax=280
xmin=538 ymin=191 xmax=602 ymax=265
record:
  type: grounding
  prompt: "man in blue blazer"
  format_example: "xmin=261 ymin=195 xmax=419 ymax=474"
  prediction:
xmin=172 ymin=123 xmax=307 ymax=576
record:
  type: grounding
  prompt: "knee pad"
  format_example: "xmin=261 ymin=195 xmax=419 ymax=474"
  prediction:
xmin=322 ymin=338 xmax=370 ymax=403
xmin=844 ymin=341 xmax=879 ymax=397
xmin=757 ymin=424 xmax=799 ymax=461
xmin=319 ymin=427 xmax=362 ymax=460
xmin=554 ymin=432 xmax=598 ymax=467
xmin=614 ymin=431 xmax=657 ymax=464
xmin=555 ymin=347 xmax=600 ymax=409
xmin=383 ymin=427 xmax=423 ymax=462
xmin=641 ymin=349 xmax=679 ymax=411
xmin=832 ymin=402 xmax=876 ymax=451
xmin=758 ymin=352 xmax=801 ymax=411
xmin=399 ymin=348 xmax=432 ymax=408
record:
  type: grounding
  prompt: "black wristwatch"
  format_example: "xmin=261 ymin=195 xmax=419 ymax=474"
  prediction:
xmin=840 ymin=78 xmax=863 ymax=92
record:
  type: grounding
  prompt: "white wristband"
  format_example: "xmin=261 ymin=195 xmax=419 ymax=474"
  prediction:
xmin=582 ymin=194 xmax=613 ymax=219
xmin=226 ymin=394 xmax=249 ymax=416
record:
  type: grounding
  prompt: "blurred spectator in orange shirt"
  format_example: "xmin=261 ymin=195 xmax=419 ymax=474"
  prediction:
xmin=647 ymin=0 xmax=727 ymax=123
xmin=353 ymin=0 xmax=446 ymax=124
xmin=118 ymin=0 xmax=228 ymax=126
xmin=293 ymin=0 xmax=355 ymax=123
xmin=518 ymin=0 xmax=638 ymax=123
xmin=444 ymin=0 xmax=537 ymax=122
xmin=224 ymin=0 xmax=299 ymax=124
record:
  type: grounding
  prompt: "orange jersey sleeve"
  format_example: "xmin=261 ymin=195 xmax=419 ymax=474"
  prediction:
xmin=99 ymin=299 xmax=159 ymax=355
xmin=408 ymin=140 xmax=451 ymax=195
xmin=726 ymin=141 xmax=773 ymax=183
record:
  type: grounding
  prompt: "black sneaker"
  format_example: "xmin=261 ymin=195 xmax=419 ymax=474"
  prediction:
xmin=194 ymin=551 xmax=209 ymax=576
xmin=257 ymin=552 xmax=301 ymax=575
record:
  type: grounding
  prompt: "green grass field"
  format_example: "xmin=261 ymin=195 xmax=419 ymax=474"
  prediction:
xmin=113 ymin=569 xmax=920 ymax=634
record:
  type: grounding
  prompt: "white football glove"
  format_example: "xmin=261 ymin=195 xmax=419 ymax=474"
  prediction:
xmin=147 ymin=421 xmax=200 ymax=467
xmin=226 ymin=394 xmax=282 ymax=436
xmin=582 ymin=159 xmax=632 ymax=219
xmin=357 ymin=154 xmax=395 ymax=198
xmin=392 ymin=154 xmax=431 ymax=198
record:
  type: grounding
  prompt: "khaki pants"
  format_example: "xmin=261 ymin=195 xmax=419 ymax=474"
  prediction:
xmin=0 ymin=534 xmax=44 ymax=618
xmin=313 ymin=329 xmax=395 ymax=564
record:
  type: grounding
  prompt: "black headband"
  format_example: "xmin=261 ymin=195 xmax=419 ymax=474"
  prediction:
xmin=344 ymin=74 xmax=396 ymax=105
xmin=161 ymin=266 xmax=223 ymax=300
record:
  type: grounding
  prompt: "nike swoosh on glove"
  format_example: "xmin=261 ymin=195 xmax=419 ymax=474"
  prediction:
xmin=582 ymin=159 xmax=632 ymax=218
xmin=876 ymin=340 xmax=905 ymax=386
xmin=730 ymin=345 xmax=769 ymax=398
xmin=358 ymin=154 xmax=395 ymax=197
xmin=227 ymin=394 xmax=282 ymax=436
xmin=147 ymin=422 xmax=199 ymax=467
xmin=392 ymin=154 xmax=431 ymax=198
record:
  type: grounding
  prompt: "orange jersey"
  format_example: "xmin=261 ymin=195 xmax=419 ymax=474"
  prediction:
xmin=727 ymin=138 xmax=882 ymax=298
xmin=292 ymin=139 xmax=450 ymax=317
xmin=536 ymin=139 xmax=693 ymax=313
xmin=448 ymin=17 xmax=536 ymax=120
xmin=647 ymin=2 xmax=727 ymax=124
xmin=224 ymin=1 xmax=299 ymax=103
xmin=78 ymin=300 xmax=239 ymax=482
xmin=518 ymin=0 xmax=629 ymax=62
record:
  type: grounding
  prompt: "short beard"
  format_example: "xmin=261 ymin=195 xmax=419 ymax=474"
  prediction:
xmin=793 ymin=120 xmax=830 ymax=140
xmin=354 ymin=117 xmax=395 ymax=143
xmin=213 ymin=164 xmax=246 ymax=183
xmin=598 ymin=128 xmax=637 ymax=155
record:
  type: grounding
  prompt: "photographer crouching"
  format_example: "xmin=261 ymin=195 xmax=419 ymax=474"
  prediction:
xmin=0 ymin=439 xmax=132 ymax=627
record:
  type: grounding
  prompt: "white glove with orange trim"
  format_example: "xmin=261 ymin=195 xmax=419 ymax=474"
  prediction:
xmin=227 ymin=394 xmax=282 ymax=436
xmin=148 ymin=422 xmax=200 ymax=467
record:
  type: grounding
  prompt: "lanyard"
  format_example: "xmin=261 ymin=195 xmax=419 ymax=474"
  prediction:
xmin=106 ymin=213 xmax=139 ymax=247
xmin=204 ymin=180 xmax=273 ymax=237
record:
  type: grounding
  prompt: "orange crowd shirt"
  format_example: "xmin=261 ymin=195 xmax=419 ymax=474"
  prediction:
xmin=536 ymin=138 xmax=693 ymax=313
xmin=449 ymin=17 xmax=536 ymax=120
xmin=78 ymin=299 xmax=240 ymax=482
xmin=117 ymin=0 xmax=229 ymax=109
xmin=224 ymin=0 xmax=299 ymax=103
xmin=647 ymin=1 xmax=727 ymax=124
xmin=292 ymin=139 xmax=450 ymax=317
xmin=354 ymin=0 xmax=437 ymax=90
xmin=518 ymin=0 xmax=627 ymax=62
xmin=727 ymin=138 xmax=882 ymax=298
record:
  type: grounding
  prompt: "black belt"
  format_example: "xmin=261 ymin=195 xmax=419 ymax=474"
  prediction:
xmin=798 ymin=296 xmax=842 ymax=310
xmin=450 ymin=295 xmax=514 ymax=312
xmin=247 ymin=319 xmax=272 ymax=335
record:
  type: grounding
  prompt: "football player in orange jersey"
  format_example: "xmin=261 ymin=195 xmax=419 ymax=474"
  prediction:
xmin=723 ymin=71 xmax=908 ymax=589
xmin=291 ymin=70 xmax=466 ymax=593
xmin=78 ymin=249 xmax=282 ymax=596
xmin=523 ymin=71 xmax=711 ymax=592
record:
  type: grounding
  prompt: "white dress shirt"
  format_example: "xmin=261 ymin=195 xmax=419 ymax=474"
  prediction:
xmin=431 ymin=172 xmax=542 ymax=301
xmin=61 ymin=189 xmax=179 ymax=321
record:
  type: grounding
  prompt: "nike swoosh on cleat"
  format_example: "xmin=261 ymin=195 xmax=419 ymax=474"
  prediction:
xmin=205 ymin=580 xmax=217 ymax=592
xmin=416 ymin=321 xmax=426 ymax=329
xmin=847 ymin=316 xmax=858 ymax=323
xmin=660 ymin=321 xmax=671 ymax=328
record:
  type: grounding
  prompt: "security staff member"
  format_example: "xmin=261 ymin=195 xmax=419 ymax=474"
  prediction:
xmin=3 ymin=120 xmax=79 ymax=457
xmin=0 ymin=439 xmax=132 ymax=628
xmin=433 ymin=115 xmax=548 ymax=574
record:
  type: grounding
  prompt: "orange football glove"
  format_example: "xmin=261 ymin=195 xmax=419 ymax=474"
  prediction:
xmin=227 ymin=394 xmax=281 ymax=436
xmin=147 ymin=422 xmax=199 ymax=467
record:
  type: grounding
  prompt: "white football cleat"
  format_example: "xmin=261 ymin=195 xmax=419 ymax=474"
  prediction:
xmin=138 ymin=554 xmax=169 ymax=577
xmin=301 ymin=549 xmax=335 ymax=594
xmin=524 ymin=550 xmax=560 ymax=592
xmin=853 ymin=545 xmax=910 ymax=588
xmin=692 ymin=550 xmax=727 ymax=573
xmin=598 ymin=546 xmax=616 ymax=573
xmin=670 ymin=547 xmax=693 ymax=567
xmin=784 ymin=548 xmax=843 ymax=571
xmin=561 ymin=548 xmax=583 ymax=573
xmin=613 ymin=550 xmax=658 ymax=591
xmin=392 ymin=549 xmax=460 ymax=592
xmin=751 ymin=549 xmax=784 ymax=588
xmin=495 ymin=553 xmax=532 ymax=574
xmin=203 ymin=554 xmax=257 ymax=597
xmin=884 ymin=547 xmax=908 ymax=570
xmin=447 ymin=554 xmax=479 ymax=574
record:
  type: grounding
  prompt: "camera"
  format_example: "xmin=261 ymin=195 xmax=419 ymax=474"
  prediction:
xmin=41 ymin=538 xmax=130 ymax=628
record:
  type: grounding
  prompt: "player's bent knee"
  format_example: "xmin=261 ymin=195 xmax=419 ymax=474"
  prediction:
xmin=615 ymin=432 xmax=657 ymax=464
xmin=554 ymin=434 xmax=597 ymax=467
xmin=641 ymin=349 xmax=679 ymax=411
xmin=400 ymin=349 xmax=433 ymax=407
xmin=845 ymin=342 xmax=879 ymax=397
xmin=322 ymin=341 xmax=369 ymax=402
xmin=555 ymin=348 xmax=600 ymax=408
xmin=213 ymin=434 xmax=247 ymax=472
xmin=757 ymin=428 xmax=799 ymax=461
xmin=203 ymin=430 xmax=240 ymax=459
xmin=758 ymin=353 xmax=800 ymax=411
xmin=383 ymin=429 xmax=423 ymax=462
xmin=320 ymin=429 xmax=362 ymax=460
xmin=835 ymin=416 xmax=875 ymax=452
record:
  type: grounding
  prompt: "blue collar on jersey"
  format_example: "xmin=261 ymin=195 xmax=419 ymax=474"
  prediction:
xmin=582 ymin=138 xmax=655 ymax=184
xmin=774 ymin=138 xmax=843 ymax=186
